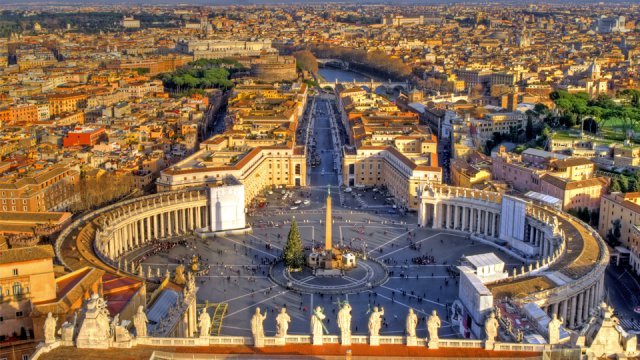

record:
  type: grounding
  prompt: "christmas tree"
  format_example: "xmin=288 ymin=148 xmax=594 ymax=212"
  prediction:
xmin=284 ymin=217 xmax=304 ymax=269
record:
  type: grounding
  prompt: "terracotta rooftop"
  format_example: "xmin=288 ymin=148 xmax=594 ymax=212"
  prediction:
xmin=0 ymin=244 xmax=53 ymax=265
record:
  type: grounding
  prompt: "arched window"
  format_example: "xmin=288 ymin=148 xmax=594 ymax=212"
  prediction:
xmin=13 ymin=282 xmax=21 ymax=295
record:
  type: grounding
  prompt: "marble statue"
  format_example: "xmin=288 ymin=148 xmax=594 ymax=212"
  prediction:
xmin=174 ymin=264 xmax=186 ymax=285
xmin=427 ymin=310 xmax=441 ymax=342
xmin=110 ymin=314 xmax=121 ymax=339
xmin=337 ymin=302 xmax=352 ymax=340
xmin=133 ymin=305 xmax=148 ymax=337
xmin=406 ymin=308 xmax=418 ymax=337
xmin=551 ymin=216 xmax=559 ymax=233
xmin=198 ymin=309 xmax=211 ymax=337
xmin=275 ymin=308 xmax=291 ymax=338
xmin=44 ymin=312 xmax=57 ymax=344
xmin=368 ymin=306 xmax=384 ymax=336
xmin=485 ymin=312 xmax=499 ymax=342
xmin=548 ymin=313 xmax=562 ymax=345
xmin=75 ymin=293 xmax=112 ymax=349
xmin=251 ymin=307 xmax=267 ymax=339
xmin=311 ymin=306 xmax=326 ymax=341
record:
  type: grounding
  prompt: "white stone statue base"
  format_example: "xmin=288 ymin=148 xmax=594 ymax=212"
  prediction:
xmin=312 ymin=334 xmax=323 ymax=346
xmin=406 ymin=336 xmax=417 ymax=346
xmin=369 ymin=335 xmax=380 ymax=346
xmin=428 ymin=339 xmax=439 ymax=349
xmin=274 ymin=337 xmax=286 ymax=346
xmin=254 ymin=337 xmax=265 ymax=348
xmin=484 ymin=340 xmax=495 ymax=350
xmin=341 ymin=334 xmax=351 ymax=346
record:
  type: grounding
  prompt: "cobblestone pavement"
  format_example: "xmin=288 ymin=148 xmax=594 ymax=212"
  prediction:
xmin=140 ymin=206 xmax=524 ymax=338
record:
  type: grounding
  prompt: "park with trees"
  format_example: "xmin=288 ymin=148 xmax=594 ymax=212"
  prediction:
xmin=549 ymin=90 xmax=640 ymax=141
xmin=159 ymin=58 xmax=246 ymax=96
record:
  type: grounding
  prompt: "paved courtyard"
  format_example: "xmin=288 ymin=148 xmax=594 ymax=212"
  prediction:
xmin=138 ymin=197 xmax=524 ymax=339
xmin=137 ymin=97 xmax=525 ymax=339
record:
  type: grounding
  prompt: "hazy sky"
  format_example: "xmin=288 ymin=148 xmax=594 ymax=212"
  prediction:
xmin=0 ymin=0 xmax=637 ymax=5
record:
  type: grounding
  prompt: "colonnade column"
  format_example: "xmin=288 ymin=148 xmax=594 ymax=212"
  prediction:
xmin=182 ymin=209 xmax=187 ymax=234
xmin=561 ymin=300 xmax=568 ymax=326
xmin=196 ymin=207 xmax=202 ymax=229
xmin=462 ymin=207 xmax=468 ymax=231
xmin=115 ymin=229 xmax=120 ymax=257
xmin=146 ymin=217 xmax=152 ymax=242
xmin=454 ymin=206 xmax=459 ymax=230
xmin=160 ymin=212 xmax=165 ymax=238
xmin=569 ymin=296 xmax=577 ymax=328
xmin=577 ymin=292 xmax=584 ymax=325
xmin=484 ymin=211 xmax=490 ymax=236
xmin=432 ymin=203 xmax=439 ymax=229
xmin=154 ymin=214 xmax=158 ymax=240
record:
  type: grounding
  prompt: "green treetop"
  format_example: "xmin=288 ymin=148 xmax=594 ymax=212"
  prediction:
xmin=283 ymin=218 xmax=304 ymax=269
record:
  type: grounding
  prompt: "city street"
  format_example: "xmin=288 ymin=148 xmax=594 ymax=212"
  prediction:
xmin=605 ymin=264 xmax=640 ymax=333
xmin=308 ymin=96 xmax=340 ymax=187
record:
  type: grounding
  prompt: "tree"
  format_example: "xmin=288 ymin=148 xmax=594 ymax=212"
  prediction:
xmin=293 ymin=50 xmax=318 ymax=75
xmin=69 ymin=173 xmax=135 ymax=213
xmin=610 ymin=178 xmax=622 ymax=193
xmin=525 ymin=112 xmax=534 ymax=140
xmin=606 ymin=219 xmax=622 ymax=247
xmin=283 ymin=218 xmax=304 ymax=270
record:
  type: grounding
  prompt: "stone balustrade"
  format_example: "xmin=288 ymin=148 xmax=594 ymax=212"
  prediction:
xmin=32 ymin=335 xmax=550 ymax=360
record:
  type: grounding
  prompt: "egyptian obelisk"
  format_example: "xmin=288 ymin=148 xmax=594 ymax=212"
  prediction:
xmin=325 ymin=186 xmax=332 ymax=251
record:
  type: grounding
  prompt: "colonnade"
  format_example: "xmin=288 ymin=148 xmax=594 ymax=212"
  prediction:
xmin=429 ymin=202 xmax=500 ymax=238
xmin=100 ymin=205 xmax=209 ymax=259
xmin=94 ymin=189 xmax=210 ymax=262
xmin=525 ymin=223 xmax=554 ymax=258
xmin=418 ymin=184 xmax=609 ymax=331
xmin=544 ymin=277 xmax=606 ymax=328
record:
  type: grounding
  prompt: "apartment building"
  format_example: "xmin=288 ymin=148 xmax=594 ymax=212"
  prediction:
xmin=471 ymin=112 xmax=526 ymax=141
xmin=599 ymin=192 xmax=640 ymax=248
xmin=343 ymin=146 xmax=441 ymax=210
xmin=48 ymin=93 xmax=88 ymax=117
xmin=539 ymin=174 xmax=608 ymax=211
xmin=0 ymin=245 xmax=56 ymax=339
xmin=156 ymin=140 xmax=306 ymax=206
xmin=0 ymin=165 xmax=79 ymax=212
xmin=630 ymin=226 xmax=640 ymax=277
xmin=492 ymin=148 xmax=600 ymax=194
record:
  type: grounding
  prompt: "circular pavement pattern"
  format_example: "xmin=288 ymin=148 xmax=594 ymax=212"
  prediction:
xmin=269 ymin=258 xmax=389 ymax=294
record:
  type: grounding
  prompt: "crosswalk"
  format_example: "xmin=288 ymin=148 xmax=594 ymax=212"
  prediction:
xmin=338 ymin=189 xmax=345 ymax=205
xmin=355 ymin=195 xmax=368 ymax=209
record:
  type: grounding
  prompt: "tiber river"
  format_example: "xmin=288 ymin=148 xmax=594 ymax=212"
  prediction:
xmin=317 ymin=66 xmax=400 ymax=100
